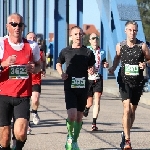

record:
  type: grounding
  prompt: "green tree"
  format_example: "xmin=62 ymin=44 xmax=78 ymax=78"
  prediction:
xmin=83 ymin=34 xmax=100 ymax=46
xmin=137 ymin=0 xmax=150 ymax=41
xmin=83 ymin=34 xmax=90 ymax=46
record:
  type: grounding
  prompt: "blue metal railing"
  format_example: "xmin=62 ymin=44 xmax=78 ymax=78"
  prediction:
xmin=97 ymin=0 xmax=119 ymax=79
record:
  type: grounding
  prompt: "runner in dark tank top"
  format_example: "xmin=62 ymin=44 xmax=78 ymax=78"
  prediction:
xmin=109 ymin=20 xmax=150 ymax=149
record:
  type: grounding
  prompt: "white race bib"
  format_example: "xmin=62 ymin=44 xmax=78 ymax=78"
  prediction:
xmin=125 ymin=64 xmax=139 ymax=76
xmin=71 ymin=77 xmax=85 ymax=88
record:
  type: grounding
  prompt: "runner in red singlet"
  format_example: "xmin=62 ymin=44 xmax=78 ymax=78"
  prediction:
xmin=0 ymin=13 xmax=41 ymax=150
xmin=26 ymin=32 xmax=46 ymax=134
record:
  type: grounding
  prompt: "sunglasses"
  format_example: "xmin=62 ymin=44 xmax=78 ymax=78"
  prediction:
xmin=91 ymin=37 xmax=99 ymax=40
xmin=9 ymin=22 xmax=24 ymax=28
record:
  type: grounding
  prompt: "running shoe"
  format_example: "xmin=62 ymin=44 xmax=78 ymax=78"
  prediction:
xmin=65 ymin=136 xmax=73 ymax=150
xmin=32 ymin=113 xmax=40 ymax=125
xmin=124 ymin=139 xmax=132 ymax=150
xmin=120 ymin=131 xmax=125 ymax=149
xmin=27 ymin=126 xmax=32 ymax=135
xmin=92 ymin=124 xmax=98 ymax=131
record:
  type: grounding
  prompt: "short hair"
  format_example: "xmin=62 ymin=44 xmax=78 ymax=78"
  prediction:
xmin=26 ymin=32 xmax=36 ymax=38
xmin=125 ymin=20 xmax=138 ymax=30
xmin=70 ymin=26 xmax=83 ymax=34
xmin=89 ymin=33 xmax=98 ymax=39
xmin=7 ymin=13 xmax=23 ymax=23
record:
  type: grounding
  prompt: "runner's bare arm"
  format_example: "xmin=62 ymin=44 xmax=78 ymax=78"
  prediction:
xmin=102 ymin=58 xmax=109 ymax=68
xmin=56 ymin=63 xmax=63 ymax=75
xmin=32 ymin=43 xmax=41 ymax=73
xmin=33 ymin=60 xmax=41 ymax=73
xmin=1 ymin=55 xmax=17 ymax=67
xmin=112 ymin=43 xmax=121 ymax=70
xmin=56 ymin=62 xmax=68 ymax=80
xmin=0 ymin=39 xmax=16 ymax=67
xmin=41 ymin=52 xmax=46 ymax=71
xmin=142 ymin=43 xmax=150 ymax=62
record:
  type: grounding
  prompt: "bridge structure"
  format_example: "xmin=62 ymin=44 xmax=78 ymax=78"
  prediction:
xmin=0 ymin=0 xmax=145 ymax=80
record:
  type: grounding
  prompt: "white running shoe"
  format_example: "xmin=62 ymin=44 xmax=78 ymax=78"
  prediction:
xmin=32 ymin=113 xmax=40 ymax=125
xmin=27 ymin=126 xmax=32 ymax=135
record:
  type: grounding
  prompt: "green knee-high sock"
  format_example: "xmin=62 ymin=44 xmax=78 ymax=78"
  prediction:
xmin=73 ymin=121 xmax=82 ymax=142
xmin=66 ymin=119 xmax=74 ymax=137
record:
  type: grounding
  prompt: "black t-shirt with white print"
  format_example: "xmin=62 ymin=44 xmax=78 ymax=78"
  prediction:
xmin=57 ymin=45 xmax=95 ymax=90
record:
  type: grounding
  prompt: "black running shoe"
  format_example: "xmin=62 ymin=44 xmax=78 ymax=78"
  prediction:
xmin=83 ymin=107 xmax=89 ymax=117
xmin=92 ymin=124 xmax=98 ymax=131
xmin=120 ymin=131 xmax=125 ymax=149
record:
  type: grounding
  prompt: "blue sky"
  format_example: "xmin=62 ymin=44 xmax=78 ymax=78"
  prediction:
xmin=49 ymin=0 xmax=100 ymax=32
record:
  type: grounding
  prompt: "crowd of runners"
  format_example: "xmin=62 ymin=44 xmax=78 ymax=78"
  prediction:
xmin=0 ymin=13 xmax=150 ymax=150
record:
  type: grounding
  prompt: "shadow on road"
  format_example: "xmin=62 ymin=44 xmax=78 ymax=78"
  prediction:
xmin=41 ymin=79 xmax=64 ymax=86
xmin=88 ymin=148 xmax=150 ymax=150
xmin=30 ymin=119 xmax=66 ymax=128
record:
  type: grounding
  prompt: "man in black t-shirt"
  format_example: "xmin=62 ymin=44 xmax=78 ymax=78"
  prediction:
xmin=56 ymin=26 xmax=95 ymax=150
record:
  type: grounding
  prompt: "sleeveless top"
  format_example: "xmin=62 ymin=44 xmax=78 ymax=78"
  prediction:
xmin=32 ymin=50 xmax=43 ymax=85
xmin=87 ymin=46 xmax=106 ymax=80
xmin=117 ymin=39 xmax=145 ymax=87
xmin=0 ymin=38 xmax=33 ymax=97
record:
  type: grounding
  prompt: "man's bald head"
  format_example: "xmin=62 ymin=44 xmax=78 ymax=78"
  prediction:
xmin=6 ymin=13 xmax=25 ymax=38
xmin=7 ymin=13 xmax=24 ymax=24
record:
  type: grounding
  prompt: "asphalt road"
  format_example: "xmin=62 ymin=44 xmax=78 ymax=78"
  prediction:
xmin=22 ymin=76 xmax=150 ymax=150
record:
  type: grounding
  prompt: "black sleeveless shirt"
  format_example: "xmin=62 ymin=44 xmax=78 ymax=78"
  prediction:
xmin=117 ymin=39 xmax=145 ymax=87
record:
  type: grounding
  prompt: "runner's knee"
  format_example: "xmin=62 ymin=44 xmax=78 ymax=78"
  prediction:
xmin=14 ymin=119 xmax=27 ymax=141
xmin=0 ymin=126 xmax=11 ymax=147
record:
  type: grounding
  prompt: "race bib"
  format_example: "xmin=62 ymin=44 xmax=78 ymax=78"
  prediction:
xmin=125 ymin=64 xmax=139 ymax=76
xmin=9 ymin=65 xmax=29 ymax=79
xmin=71 ymin=77 xmax=85 ymax=88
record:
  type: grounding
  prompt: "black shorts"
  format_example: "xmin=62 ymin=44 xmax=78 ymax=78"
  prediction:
xmin=32 ymin=84 xmax=41 ymax=93
xmin=119 ymin=82 xmax=143 ymax=105
xmin=65 ymin=88 xmax=88 ymax=112
xmin=88 ymin=78 xmax=103 ymax=97
xmin=0 ymin=95 xmax=30 ymax=126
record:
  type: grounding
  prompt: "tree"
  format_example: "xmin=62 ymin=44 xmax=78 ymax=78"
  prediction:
xmin=83 ymin=34 xmax=100 ymax=46
xmin=83 ymin=34 xmax=90 ymax=46
xmin=69 ymin=34 xmax=100 ymax=46
xmin=137 ymin=0 xmax=150 ymax=41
